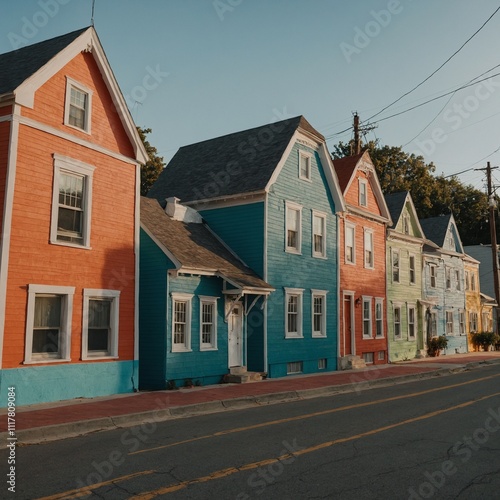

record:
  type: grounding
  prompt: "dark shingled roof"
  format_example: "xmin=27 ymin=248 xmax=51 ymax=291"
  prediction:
xmin=384 ymin=191 xmax=409 ymax=229
xmin=0 ymin=27 xmax=88 ymax=95
xmin=141 ymin=197 xmax=273 ymax=291
xmin=147 ymin=115 xmax=323 ymax=205
xmin=420 ymin=214 xmax=452 ymax=248
xmin=332 ymin=152 xmax=364 ymax=192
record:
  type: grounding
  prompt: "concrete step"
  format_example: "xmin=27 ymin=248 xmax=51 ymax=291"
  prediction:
xmin=339 ymin=355 xmax=367 ymax=370
xmin=225 ymin=371 xmax=264 ymax=384
xmin=230 ymin=366 xmax=247 ymax=375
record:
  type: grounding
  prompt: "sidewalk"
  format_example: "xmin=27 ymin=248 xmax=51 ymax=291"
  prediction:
xmin=2 ymin=352 xmax=500 ymax=445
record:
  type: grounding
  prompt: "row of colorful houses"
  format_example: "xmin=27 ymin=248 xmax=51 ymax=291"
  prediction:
xmin=0 ymin=28 xmax=495 ymax=406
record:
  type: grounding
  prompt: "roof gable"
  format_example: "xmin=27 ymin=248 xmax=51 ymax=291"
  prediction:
xmin=420 ymin=213 xmax=463 ymax=253
xmin=0 ymin=27 xmax=147 ymax=164
xmin=385 ymin=191 xmax=425 ymax=239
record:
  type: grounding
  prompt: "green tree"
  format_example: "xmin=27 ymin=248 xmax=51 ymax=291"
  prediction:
xmin=138 ymin=127 xmax=165 ymax=196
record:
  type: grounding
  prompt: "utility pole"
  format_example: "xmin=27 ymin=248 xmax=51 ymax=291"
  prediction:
xmin=477 ymin=162 xmax=500 ymax=333
xmin=351 ymin=112 xmax=377 ymax=156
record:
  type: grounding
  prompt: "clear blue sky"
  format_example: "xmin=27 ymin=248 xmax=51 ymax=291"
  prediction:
xmin=2 ymin=0 xmax=500 ymax=190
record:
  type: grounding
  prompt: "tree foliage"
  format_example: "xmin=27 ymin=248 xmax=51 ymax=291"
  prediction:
xmin=138 ymin=127 xmax=165 ymax=196
xmin=332 ymin=140 xmax=491 ymax=246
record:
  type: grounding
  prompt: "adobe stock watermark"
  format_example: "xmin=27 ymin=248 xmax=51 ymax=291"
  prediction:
xmin=407 ymin=404 xmax=500 ymax=499
xmin=213 ymin=0 xmax=243 ymax=22
xmin=340 ymin=0 xmax=405 ymax=63
xmin=124 ymin=65 xmax=170 ymax=110
xmin=412 ymin=77 xmax=500 ymax=157
xmin=235 ymin=438 xmax=304 ymax=499
xmin=7 ymin=0 xmax=72 ymax=50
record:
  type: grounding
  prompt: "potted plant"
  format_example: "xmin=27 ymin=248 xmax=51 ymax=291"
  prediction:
xmin=427 ymin=336 xmax=448 ymax=357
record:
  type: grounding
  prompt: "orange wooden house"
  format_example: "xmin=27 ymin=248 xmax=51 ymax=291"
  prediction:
xmin=333 ymin=151 xmax=392 ymax=367
xmin=0 ymin=27 xmax=147 ymax=405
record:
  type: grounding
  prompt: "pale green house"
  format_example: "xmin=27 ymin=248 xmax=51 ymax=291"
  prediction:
xmin=385 ymin=192 xmax=426 ymax=361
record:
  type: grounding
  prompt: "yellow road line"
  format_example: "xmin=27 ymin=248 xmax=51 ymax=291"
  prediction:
xmin=129 ymin=372 xmax=500 ymax=456
xmin=129 ymin=391 xmax=500 ymax=499
xmin=36 ymin=470 xmax=155 ymax=500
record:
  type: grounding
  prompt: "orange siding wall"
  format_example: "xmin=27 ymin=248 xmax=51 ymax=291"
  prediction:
xmin=344 ymin=170 xmax=383 ymax=217
xmin=21 ymin=51 xmax=135 ymax=159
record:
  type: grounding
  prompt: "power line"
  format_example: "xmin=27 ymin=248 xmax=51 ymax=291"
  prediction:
xmin=365 ymin=5 xmax=500 ymax=122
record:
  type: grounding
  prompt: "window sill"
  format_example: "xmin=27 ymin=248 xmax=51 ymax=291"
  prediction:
xmin=313 ymin=254 xmax=328 ymax=260
xmin=172 ymin=348 xmax=192 ymax=353
xmin=285 ymin=248 xmax=302 ymax=255
xmin=50 ymin=239 xmax=91 ymax=250
xmin=299 ymin=176 xmax=312 ymax=183
xmin=285 ymin=334 xmax=304 ymax=339
xmin=82 ymin=355 xmax=119 ymax=361
xmin=200 ymin=347 xmax=218 ymax=352
xmin=64 ymin=121 xmax=91 ymax=135
xmin=312 ymin=334 xmax=327 ymax=338
xmin=24 ymin=357 xmax=71 ymax=365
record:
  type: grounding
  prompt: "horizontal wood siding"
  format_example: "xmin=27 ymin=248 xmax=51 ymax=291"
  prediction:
xmin=0 ymin=120 xmax=10 ymax=239
xmin=139 ymin=229 xmax=169 ymax=389
xmin=344 ymin=169 xmax=382 ymax=217
xmin=266 ymin=143 xmax=338 ymax=376
xmin=200 ymin=203 xmax=264 ymax=276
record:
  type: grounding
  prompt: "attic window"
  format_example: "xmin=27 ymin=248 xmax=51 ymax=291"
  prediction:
xmin=359 ymin=179 xmax=367 ymax=207
xmin=299 ymin=151 xmax=312 ymax=181
xmin=64 ymin=77 xmax=92 ymax=133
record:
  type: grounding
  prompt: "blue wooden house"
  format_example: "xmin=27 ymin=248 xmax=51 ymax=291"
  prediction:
xmin=420 ymin=214 xmax=468 ymax=354
xmin=147 ymin=115 xmax=346 ymax=379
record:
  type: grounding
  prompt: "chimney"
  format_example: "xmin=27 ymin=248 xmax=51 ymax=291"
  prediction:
xmin=165 ymin=197 xmax=202 ymax=223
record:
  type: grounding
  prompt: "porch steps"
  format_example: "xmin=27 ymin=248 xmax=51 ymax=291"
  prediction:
xmin=226 ymin=366 xmax=265 ymax=384
xmin=339 ymin=355 xmax=367 ymax=370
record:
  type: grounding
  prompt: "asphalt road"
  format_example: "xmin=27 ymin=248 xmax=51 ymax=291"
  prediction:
xmin=4 ymin=364 xmax=500 ymax=499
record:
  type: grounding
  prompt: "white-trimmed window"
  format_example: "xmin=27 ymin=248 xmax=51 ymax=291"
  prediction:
xmin=482 ymin=312 xmax=491 ymax=331
xmin=459 ymin=310 xmax=466 ymax=334
xmin=446 ymin=267 xmax=451 ymax=290
xmin=312 ymin=211 xmax=327 ymax=258
xmin=345 ymin=223 xmax=355 ymax=264
xmin=469 ymin=312 xmax=478 ymax=333
xmin=312 ymin=290 xmax=327 ymax=337
xmin=200 ymin=296 xmax=218 ymax=350
xmin=285 ymin=201 xmax=302 ymax=254
xmin=171 ymin=293 xmax=193 ymax=352
xmin=50 ymin=154 xmax=94 ymax=248
xmin=362 ymin=297 xmax=372 ymax=338
xmin=285 ymin=288 xmax=304 ymax=338
xmin=24 ymin=284 xmax=75 ymax=364
xmin=465 ymin=271 xmax=470 ymax=290
xmin=455 ymin=270 xmax=461 ymax=291
xmin=430 ymin=265 xmax=437 ymax=288
xmin=364 ymin=229 xmax=374 ymax=269
xmin=409 ymin=255 xmax=416 ymax=284
xmin=471 ymin=272 xmax=476 ymax=291
xmin=359 ymin=178 xmax=367 ymax=207
xmin=403 ymin=214 xmax=410 ymax=235
xmin=408 ymin=305 xmax=416 ymax=340
xmin=392 ymin=249 xmax=400 ymax=283
xmin=287 ymin=361 xmax=303 ymax=374
xmin=447 ymin=230 xmax=454 ymax=250
xmin=375 ymin=298 xmax=384 ymax=338
xmin=64 ymin=77 xmax=92 ymax=133
xmin=446 ymin=311 xmax=454 ymax=335
xmin=363 ymin=352 xmax=374 ymax=364
xmin=298 ymin=150 xmax=312 ymax=181
xmin=393 ymin=305 xmax=402 ymax=340
xmin=82 ymin=289 xmax=120 ymax=359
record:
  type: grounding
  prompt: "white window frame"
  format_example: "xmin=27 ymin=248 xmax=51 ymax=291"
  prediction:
xmin=359 ymin=178 xmax=368 ymax=207
xmin=459 ymin=310 xmax=466 ymax=335
xmin=64 ymin=77 xmax=92 ymax=134
xmin=285 ymin=288 xmax=304 ymax=338
xmin=285 ymin=201 xmax=302 ymax=254
xmin=409 ymin=254 xmax=416 ymax=285
xmin=345 ymin=222 xmax=356 ymax=265
xmin=375 ymin=298 xmax=384 ymax=338
xmin=469 ymin=311 xmax=478 ymax=333
xmin=298 ymin=150 xmax=312 ymax=181
xmin=312 ymin=211 xmax=327 ymax=259
xmin=362 ymin=296 xmax=372 ymax=339
xmin=392 ymin=249 xmax=400 ymax=283
xmin=446 ymin=310 xmax=454 ymax=335
xmin=393 ymin=303 xmax=402 ymax=340
xmin=311 ymin=290 xmax=328 ymax=338
xmin=465 ymin=271 xmax=470 ymax=291
xmin=171 ymin=292 xmax=193 ymax=352
xmin=446 ymin=267 xmax=452 ymax=290
xmin=455 ymin=269 xmax=461 ymax=291
xmin=408 ymin=304 xmax=416 ymax=340
xmin=430 ymin=265 xmax=437 ymax=289
xmin=482 ymin=311 xmax=491 ymax=332
xmin=24 ymin=284 xmax=75 ymax=364
xmin=82 ymin=289 xmax=120 ymax=360
xmin=364 ymin=229 xmax=374 ymax=269
xmin=199 ymin=296 xmax=218 ymax=351
xmin=403 ymin=214 xmax=410 ymax=235
xmin=50 ymin=154 xmax=94 ymax=249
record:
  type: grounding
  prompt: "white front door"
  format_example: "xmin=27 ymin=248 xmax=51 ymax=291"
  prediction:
xmin=228 ymin=303 xmax=243 ymax=367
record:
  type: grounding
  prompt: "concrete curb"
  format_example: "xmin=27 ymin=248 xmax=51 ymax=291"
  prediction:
xmin=4 ymin=359 xmax=500 ymax=446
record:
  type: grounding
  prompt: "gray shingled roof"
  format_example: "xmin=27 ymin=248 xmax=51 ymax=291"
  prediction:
xmin=147 ymin=115 xmax=323 ymax=205
xmin=141 ymin=197 xmax=273 ymax=291
xmin=420 ymin=214 xmax=452 ymax=248
xmin=384 ymin=191 xmax=408 ymax=229
xmin=0 ymin=27 xmax=88 ymax=95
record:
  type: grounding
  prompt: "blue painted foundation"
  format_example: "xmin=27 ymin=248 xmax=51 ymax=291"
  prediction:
xmin=0 ymin=360 xmax=138 ymax=407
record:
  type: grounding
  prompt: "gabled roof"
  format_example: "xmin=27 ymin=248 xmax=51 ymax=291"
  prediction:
xmin=420 ymin=213 xmax=464 ymax=254
xmin=147 ymin=115 xmax=345 ymax=212
xmin=0 ymin=28 xmax=87 ymax=95
xmin=141 ymin=197 xmax=274 ymax=293
xmin=384 ymin=190 xmax=425 ymax=238
xmin=332 ymin=150 xmax=391 ymax=223
xmin=0 ymin=27 xmax=147 ymax=164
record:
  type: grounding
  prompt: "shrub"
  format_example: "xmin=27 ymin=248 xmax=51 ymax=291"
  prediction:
xmin=471 ymin=332 xmax=499 ymax=351
xmin=428 ymin=336 xmax=448 ymax=357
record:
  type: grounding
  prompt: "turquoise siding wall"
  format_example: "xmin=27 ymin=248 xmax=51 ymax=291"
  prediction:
xmin=0 ymin=361 xmax=137 ymax=407
xmin=139 ymin=229 xmax=169 ymax=389
xmin=200 ymin=203 xmax=265 ymax=276
xmin=166 ymin=275 xmax=229 ymax=386
xmin=246 ymin=299 xmax=265 ymax=372
xmin=266 ymin=143 xmax=338 ymax=376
